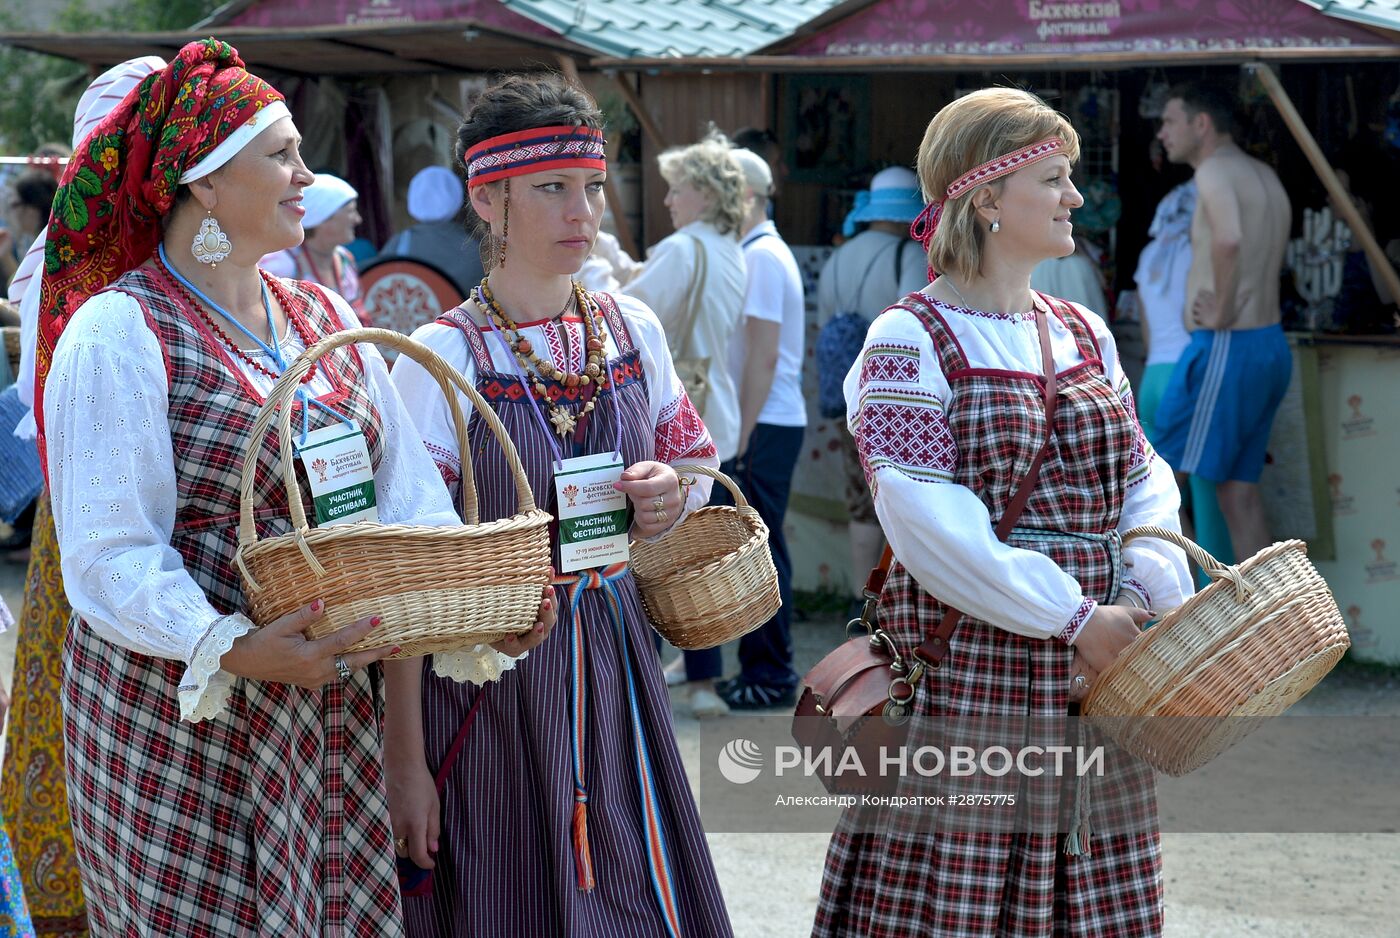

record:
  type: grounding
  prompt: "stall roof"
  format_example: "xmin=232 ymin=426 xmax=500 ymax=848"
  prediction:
xmin=594 ymin=0 xmax=1400 ymax=70
xmin=503 ymin=0 xmax=845 ymax=58
xmin=0 ymin=1 xmax=594 ymax=76
xmin=0 ymin=20 xmax=591 ymax=76
xmin=1300 ymin=0 xmax=1400 ymax=35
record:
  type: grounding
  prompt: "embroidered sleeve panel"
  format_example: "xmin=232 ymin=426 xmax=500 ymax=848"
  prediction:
xmin=655 ymin=391 xmax=718 ymax=467
xmin=853 ymin=340 xmax=958 ymax=487
xmin=1057 ymin=597 xmax=1096 ymax=645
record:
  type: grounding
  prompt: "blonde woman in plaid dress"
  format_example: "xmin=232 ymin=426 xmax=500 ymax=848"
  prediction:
xmin=813 ymin=89 xmax=1192 ymax=937
xmin=35 ymin=42 xmax=487 ymax=936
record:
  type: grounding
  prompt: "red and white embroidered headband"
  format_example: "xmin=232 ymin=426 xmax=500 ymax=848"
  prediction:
xmin=911 ymin=136 xmax=1068 ymax=255
xmin=465 ymin=124 xmax=606 ymax=189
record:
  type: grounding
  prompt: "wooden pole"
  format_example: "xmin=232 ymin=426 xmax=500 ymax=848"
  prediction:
xmin=609 ymin=71 xmax=670 ymax=153
xmin=556 ymin=54 xmax=641 ymax=261
xmin=1247 ymin=61 xmax=1400 ymax=306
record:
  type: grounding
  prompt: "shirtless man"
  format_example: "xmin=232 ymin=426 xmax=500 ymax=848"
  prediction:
xmin=1152 ymin=82 xmax=1293 ymax=562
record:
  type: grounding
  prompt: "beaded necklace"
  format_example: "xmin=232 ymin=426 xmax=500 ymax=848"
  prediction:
xmin=475 ymin=277 xmax=610 ymax=437
xmin=156 ymin=253 xmax=321 ymax=387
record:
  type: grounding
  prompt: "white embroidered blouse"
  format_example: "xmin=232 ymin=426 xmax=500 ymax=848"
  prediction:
xmin=391 ymin=291 xmax=721 ymax=683
xmin=44 ymin=284 xmax=461 ymax=723
xmin=845 ymin=293 xmax=1192 ymax=641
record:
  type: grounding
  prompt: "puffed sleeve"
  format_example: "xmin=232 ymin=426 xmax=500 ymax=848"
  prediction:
xmin=1081 ymin=305 xmax=1193 ymax=611
xmin=45 ymin=291 xmax=256 ymax=723
xmin=388 ymin=316 xmax=529 ymax=685
xmin=610 ymin=292 xmax=718 ymax=521
xmin=844 ymin=306 xmax=1098 ymax=642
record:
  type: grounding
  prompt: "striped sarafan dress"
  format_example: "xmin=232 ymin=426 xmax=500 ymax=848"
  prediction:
xmin=813 ymin=293 xmax=1191 ymax=938
xmin=51 ymin=265 xmax=441 ymax=936
xmin=390 ymin=291 xmax=732 ymax=938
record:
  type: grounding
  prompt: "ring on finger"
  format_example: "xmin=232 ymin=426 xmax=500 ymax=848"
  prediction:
xmin=651 ymin=494 xmax=666 ymax=512
xmin=334 ymin=655 xmax=353 ymax=683
xmin=652 ymin=507 xmax=669 ymax=525
xmin=394 ymin=837 xmax=409 ymax=856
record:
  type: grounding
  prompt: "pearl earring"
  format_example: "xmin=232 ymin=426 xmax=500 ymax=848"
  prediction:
xmin=192 ymin=213 xmax=232 ymax=266
xmin=990 ymin=219 xmax=1001 ymax=234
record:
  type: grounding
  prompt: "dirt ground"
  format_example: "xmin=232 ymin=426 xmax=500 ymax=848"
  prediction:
xmin=2 ymin=560 xmax=1396 ymax=936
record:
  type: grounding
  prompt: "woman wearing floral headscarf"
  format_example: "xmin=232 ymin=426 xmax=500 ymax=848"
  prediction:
xmin=37 ymin=40 xmax=473 ymax=934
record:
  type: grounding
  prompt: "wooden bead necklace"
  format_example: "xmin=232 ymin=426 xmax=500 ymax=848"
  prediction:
xmin=475 ymin=277 xmax=609 ymax=437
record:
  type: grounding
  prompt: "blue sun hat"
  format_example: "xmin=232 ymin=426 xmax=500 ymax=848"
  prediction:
xmin=843 ymin=166 xmax=924 ymax=237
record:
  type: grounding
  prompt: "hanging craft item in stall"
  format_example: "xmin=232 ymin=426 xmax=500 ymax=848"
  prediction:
xmin=1286 ymin=205 xmax=1349 ymax=326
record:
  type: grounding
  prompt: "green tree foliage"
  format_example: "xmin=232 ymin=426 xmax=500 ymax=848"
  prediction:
xmin=0 ymin=0 xmax=209 ymax=153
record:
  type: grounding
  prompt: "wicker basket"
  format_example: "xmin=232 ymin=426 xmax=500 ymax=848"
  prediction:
xmin=234 ymin=327 xmax=553 ymax=657
xmin=1082 ymin=525 xmax=1350 ymax=776
xmin=629 ymin=465 xmax=781 ymax=650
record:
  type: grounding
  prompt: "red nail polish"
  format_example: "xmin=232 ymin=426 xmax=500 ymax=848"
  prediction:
xmin=370 ymin=616 xmax=382 ymax=627
xmin=391 ymin=646 xmax=403 ymax=655
xmin=311 ymin=599 xmax=322 ymax=612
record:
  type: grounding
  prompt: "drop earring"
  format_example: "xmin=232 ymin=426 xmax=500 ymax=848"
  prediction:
xmin=990 ymin=219 xmax=1001 ymax=233
xmin=192 ymin=212 xmax=232 ymax=266
xmin=497 ymin=179 xmax=510 ymax=268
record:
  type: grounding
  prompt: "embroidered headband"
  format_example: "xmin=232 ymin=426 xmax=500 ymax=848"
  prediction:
xmin=910 ymin=137 xmax=1068 ymax=256
xmin=465 ymin=124 xmax=606 ymax=189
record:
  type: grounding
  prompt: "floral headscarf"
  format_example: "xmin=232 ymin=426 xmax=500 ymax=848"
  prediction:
xmin=35 ymin=38 xmax=285 ymax=464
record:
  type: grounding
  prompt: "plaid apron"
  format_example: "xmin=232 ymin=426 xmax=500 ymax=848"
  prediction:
xmin=61 ymin=266 xmax=404 ymax=937
xmin=814 ymin=295 xmax=1162 ymax=938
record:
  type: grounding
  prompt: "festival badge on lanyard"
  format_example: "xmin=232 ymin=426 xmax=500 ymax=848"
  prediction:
xmin=555 ymin=451 xmax=629 ymax=573
xmin=298 ymin=421 xmax=379 ymax=526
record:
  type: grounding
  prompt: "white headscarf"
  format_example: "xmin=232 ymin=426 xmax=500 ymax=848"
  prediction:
xmin=11 ymin=55 xmax=167 ymax=439
xmin=302 ymin=173 xmax=358 ymax=229
xmin=406 ymin=166 xmax=462 ymax=223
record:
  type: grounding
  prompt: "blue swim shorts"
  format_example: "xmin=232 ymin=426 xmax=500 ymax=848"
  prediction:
xmin=1152 ymin=324 xmax=1291 ymax=483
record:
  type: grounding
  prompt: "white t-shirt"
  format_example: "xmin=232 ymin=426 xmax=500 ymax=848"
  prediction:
xmin=729 ymin=220 xmax=807 ymax=428
xmin=623 ymin=220 xmax=747 ymax=461
xmin=817 ymin=229 xmax=927 ymax=327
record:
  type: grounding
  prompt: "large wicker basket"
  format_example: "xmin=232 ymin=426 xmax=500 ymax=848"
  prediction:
xmin=630 ymin=465 xmax=780 ymax=650
xmin=1083 ymin=525 xmax=1350 ymax=776
xmin=235 ymin=327 xmax=553 ymax=657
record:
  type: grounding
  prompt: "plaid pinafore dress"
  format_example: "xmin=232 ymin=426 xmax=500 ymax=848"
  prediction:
xmin=814 ymin=294 xmax=1161 ymax=938
xmin=62 ymin=266 xmax=405 ymax=936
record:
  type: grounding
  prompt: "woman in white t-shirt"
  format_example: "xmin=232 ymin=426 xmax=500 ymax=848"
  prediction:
xmin=623 ymin=129 xmax=749 ymax=717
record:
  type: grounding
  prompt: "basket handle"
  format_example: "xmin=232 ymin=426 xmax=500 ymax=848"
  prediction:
xmin=1122 ymin=524 xmax=1251 ymax=602
xmin=671 ymin=464 xmax=748 ymax=510
xmin=235 ymin=327 xmax=538 ymax=587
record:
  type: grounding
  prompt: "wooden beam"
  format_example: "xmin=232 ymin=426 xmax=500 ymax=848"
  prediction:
xmin=1246 ymin=62 xmax=1400 ymax=309
xmin=609 ymin=71 xmax=669 ymax=153
xmin=556 ymin=54 xmax=641 ymax=262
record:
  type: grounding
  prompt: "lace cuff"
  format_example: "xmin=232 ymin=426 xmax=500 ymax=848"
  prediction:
xmin=178 ymin=613 xmax=255 ymax=723
xmin=432 ymin=645 xmax=527 ymax=684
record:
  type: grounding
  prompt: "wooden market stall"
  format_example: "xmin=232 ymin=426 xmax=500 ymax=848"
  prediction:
xmin=596 ymin=0 xmax=1400 ymax=662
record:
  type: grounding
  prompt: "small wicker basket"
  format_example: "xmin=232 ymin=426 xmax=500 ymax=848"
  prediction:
xmin=630 ymin=465 xmax=781 ymax=650
xmin=235 ymin=327 xmax=553 ymax=657
xmin=1083 ymin=525 xmax=1350 ymax=776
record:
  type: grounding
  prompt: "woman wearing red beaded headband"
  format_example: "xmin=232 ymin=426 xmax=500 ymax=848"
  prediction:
xmin=384 ymin=73 xmax=731 ymax=937
xmin=37 ymin=38 xmax=480 ymax=933
xmin=813 ymin=87 xmax=1192 ymax=937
